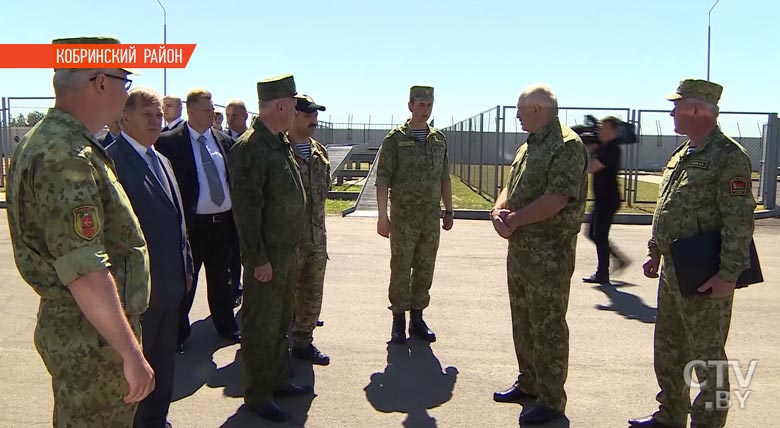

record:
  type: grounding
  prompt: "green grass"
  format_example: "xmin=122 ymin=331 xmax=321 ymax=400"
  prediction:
xmin=325 ymin=199 xmax=355 ymax=216
xmin=331 ymin=183 xmax=364 ymax=192
xmin=450 ymin=175 xmax=493 ymax=210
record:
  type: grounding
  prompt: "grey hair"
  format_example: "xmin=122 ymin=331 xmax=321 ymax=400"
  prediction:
xmin=52 ymin=68 xmax=121 ymax=94
xmin=519 ymin=84 xmax=559 ymax=115
xmin=52 ymin=69 xmax=92 ymax=93
xmin=683 ymin=97 xmax=720 ymax=117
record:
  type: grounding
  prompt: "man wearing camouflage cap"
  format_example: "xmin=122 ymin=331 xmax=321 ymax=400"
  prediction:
xmin=376 ymin=85 xmax=454 ymax=345
xmin=6 ymin=36 xmax=154 ymax=427
xmin=288 ymin=94 xmax=332 ymax=366
xmin=628 ymin=79 xmax=756 ymax=428
xmin=230 ymin=74 xmax=311 ymax=422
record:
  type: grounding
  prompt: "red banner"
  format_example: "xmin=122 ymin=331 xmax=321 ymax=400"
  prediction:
xmin=0 ymin=44 xmax=197 ymax=69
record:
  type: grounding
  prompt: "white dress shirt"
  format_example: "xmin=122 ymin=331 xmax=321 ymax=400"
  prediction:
xmin=122 ymin=132 xmax=174 ymax=202
xmin=165 ymin=117 xmax=183 ymax=130
xmin=188 ymin=125 xmax=232 ymax=214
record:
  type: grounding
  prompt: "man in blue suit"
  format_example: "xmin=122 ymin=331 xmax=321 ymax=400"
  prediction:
xmin=107 ymin=87 xmax=193 ymax=428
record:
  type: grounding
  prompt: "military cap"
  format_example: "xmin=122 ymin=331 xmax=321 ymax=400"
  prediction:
xmin=257 ymin=74 xmax=297 ymax=101
xmin=410 ymin=85 xmax=434 ymax=101
xmin=52 ymin=36 xmax=138 ymax=74
xmin=666 ymin=79 xmax=723 ymax=105
xmin=295 ymin=94 xmax=326 ymax=113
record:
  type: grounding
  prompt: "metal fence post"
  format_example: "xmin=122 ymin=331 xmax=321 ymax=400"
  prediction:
xmin=493 ymin=105 xmax=500 ymax=199
xmin=761 ymin=114 xmax=779 ymax=211
xmin=478 ymin=113 xmax=484 ymax=195
xmin=467 ymin=118 xmax=473 ymax=186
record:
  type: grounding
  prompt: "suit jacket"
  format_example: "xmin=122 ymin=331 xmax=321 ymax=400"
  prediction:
xmin=162 ymin=118 xmax=185 ymax=133
xmin=106 ymin=135 xmax=193 ymax=311
xmin=155 ymin=122 xmax=236 ymax=231
xmin=100 ymin=132 xmax=116 ymax=147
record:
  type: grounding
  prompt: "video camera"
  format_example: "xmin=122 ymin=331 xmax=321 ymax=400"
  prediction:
xmin=571 ymin=114 xmax=637 ymax=145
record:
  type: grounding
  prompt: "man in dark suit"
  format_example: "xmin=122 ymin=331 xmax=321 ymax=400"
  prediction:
xmin=156 ymin=88 xmax=240 ymax=349
xmin=100 ymin=118 xmax=121 ymax=147
xmin=224 ymin=99 xmax=250 ymax=307
xmin=107 ymin=87 xmax=193 ymax=428
xmin=162 ymin=95 xmax=184 ymax=132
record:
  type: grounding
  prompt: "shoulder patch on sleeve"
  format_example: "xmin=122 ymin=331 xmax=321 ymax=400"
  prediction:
xmin=729 ymin=177 xmax=748 ymax=196
xmin=73 ymin=206 xmax=100 ymax=240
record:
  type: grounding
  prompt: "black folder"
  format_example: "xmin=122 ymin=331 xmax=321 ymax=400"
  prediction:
xmin=669 ymin=230 xmax=763 ymax=297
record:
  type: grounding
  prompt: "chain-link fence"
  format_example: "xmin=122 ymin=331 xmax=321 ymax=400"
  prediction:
xmin=447 ymin=106 xmax=632 ymax=201
xmin=444 ymin=105 xmax=780 ymax=213
xmin=634 ymin=110 xmax=772 ymax=204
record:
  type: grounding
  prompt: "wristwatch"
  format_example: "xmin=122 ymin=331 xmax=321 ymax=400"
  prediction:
xmin=444 ymin=210 xmax=454 ymax=216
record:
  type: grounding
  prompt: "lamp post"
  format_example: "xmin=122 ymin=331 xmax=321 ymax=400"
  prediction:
xmin=707 ymin=0 xmax=721 ymax=80
xmin=157 ymin=0 xmax=167 ymax=95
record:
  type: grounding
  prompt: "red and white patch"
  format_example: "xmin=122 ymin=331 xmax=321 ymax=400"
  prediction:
xmin=729 ymin=177 xmax=748 ymax=196
xmin=73 ymin=206 xmax=99 ymax=240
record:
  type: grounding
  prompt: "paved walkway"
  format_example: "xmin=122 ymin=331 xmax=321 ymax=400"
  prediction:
xmin=1 ymin=212 xmax=778 ymax=427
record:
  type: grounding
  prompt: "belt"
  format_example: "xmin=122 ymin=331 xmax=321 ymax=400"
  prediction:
xmin=196 ymin=211 xmax=232 ymax=223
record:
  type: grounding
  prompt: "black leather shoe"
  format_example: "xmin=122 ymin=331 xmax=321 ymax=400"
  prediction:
xmin=627 ymin=415 xmax=674 ymax=427
xmin=165 ymin=422 xmax=173 ymax=428
xmin=493 ymin=384 xmax=538 ymax=403
xmin=391 ymin=312 xmax=407 ymax=344
xmin=275 ymin=383 xmax=314 ymax=397
xmin=519 ymin=405 xmax=563 ymax=425
xmin=292 ymin=344 xmax=330 ymax=366
xmin=582 ymin=273 xmax=610 ymax=284
xmin=316 ymin=320 xmax=324 ymax=327
xmin=249 ymin=400 xmax=287 ymax=422
xmin=409 ymin=309 xmax=436 ymax=342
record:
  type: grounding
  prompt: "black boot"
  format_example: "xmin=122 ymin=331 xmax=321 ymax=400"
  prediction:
xmin=391 ymin=312 xmax=407 ymax=344
xmin=409 ymin=309 xmax=436 ymax=342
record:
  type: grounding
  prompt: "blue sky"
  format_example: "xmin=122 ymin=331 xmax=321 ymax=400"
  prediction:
xmin=1 ymin=0 xmax=777 ymax=127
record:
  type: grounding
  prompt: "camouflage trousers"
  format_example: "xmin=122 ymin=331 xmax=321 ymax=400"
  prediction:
xmin=35 ymin=298 xmax=140 ymax=428
xmin=292 ymin=244 xmax=327 ymax=347
xmin=652 ymin=256 xmax=734 ymax=428
xmin=507 ymin=233 xmax=576 ymax=413
xmin=388 ymin=205 xmax=441 ymax=313
xmin=241 ymin=247 xmax=297 ymax=406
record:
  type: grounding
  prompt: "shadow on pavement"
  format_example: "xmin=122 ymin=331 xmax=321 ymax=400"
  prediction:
xmin=217 ymin=351 xmax=316 ymax=427
xmin=594 ymin=283 xmax=657 ymax=324
xmin=171 ymin=316 xmax=242 ymax=401
xmin=364 ymin=339 xmax=458 ymax=428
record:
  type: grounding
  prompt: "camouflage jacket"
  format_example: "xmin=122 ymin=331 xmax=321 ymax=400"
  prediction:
xmin=505 ymin=119 xmax=588 ymax=239
xmin=648 ymin=126 xmax=756 ymax=282
xmin=6 ymin=108 xmax=150 ymax=315
xmin=292 ymin=137 xmax=330 ymax=251
xmin=230 ymin=118 xmax=305 ymax=268
xmin=375 ymin=120 xmax=450 ymax=208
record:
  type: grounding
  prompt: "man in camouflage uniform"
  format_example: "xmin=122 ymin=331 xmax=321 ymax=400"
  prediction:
xmin=375 ymin=85 xmax=454 ymax=345
xmin=6 ymin=37 xmax=154 ymax=428
xmin=491 ymin=84 xmax=588 ymax=426
xmin=628 ymin=80 xmax=756 ymax=428
xmin=230 ymin=74 xmax=311 ymax=423
xmin=288 ymin=94 xmax=332 ymax=366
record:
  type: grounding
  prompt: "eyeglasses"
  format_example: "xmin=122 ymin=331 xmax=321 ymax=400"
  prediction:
xmin=90 ymin=73 xmax=133 ymax=90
